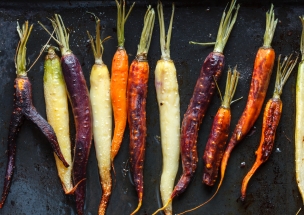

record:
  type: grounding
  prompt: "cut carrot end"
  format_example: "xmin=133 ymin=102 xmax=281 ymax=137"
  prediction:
xmin=65 ymin=178 xmax=86 ymax=195
xmin=152 ymin=198 xmax=172 ymax=215
xmin=130 ymin=200 xmax=142 ymax=215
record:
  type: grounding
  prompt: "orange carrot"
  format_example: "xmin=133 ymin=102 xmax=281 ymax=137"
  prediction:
xmin=241 ymin=54 xmax=297 ymax=201
xmin=110 ymin=0 xmax=135 ymax=162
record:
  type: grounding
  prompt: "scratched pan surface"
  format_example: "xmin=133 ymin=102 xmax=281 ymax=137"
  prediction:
xmin=0 ymin=0 xmax=302 ymax=214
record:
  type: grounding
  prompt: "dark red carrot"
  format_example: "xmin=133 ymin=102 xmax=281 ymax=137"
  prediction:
xmin=153 ymin=2 xmax=239 ymax=214
xmin=0 ymin=21 xmax=68 ymax=209
xmin=241 ymin=54 xmax=297 ymax=201
xmin=179 ymin=5 xmax=278 ymax=215
xmin=127 ymin=6 xmax=155 ymax=215
xmin=203 ymin=67 xmax=239 ymax=186
xmin=40 ymin=14 xmax=93 ymax=215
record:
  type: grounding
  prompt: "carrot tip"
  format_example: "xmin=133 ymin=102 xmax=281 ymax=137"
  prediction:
xmin=130 ymin=200 xmax=142 ymax=215
xmin=65 ymin=178 xmax=86 ymax=195
xmin=152 ymin=198 xmax=172 ymax=215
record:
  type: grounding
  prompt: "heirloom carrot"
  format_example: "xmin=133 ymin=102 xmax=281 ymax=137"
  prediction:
xmin=203 ymin=67 xmax=239 ymax=186
xmin=110 ymin=0 xmax=135 ymax=162
xmin=0 ymin=21 xmax=68 ymax=209
xmin=179 ymin=5 xmax=277 ymax=214
xmin=241 ymin=54 xmax=297 ymax=201
xmin=44 ymin=46 xmax=73 ymax=194
xmin=40 ymin=14 xmax=93 ymax=215
xmin=154 ymin=2 xmax=180 ymax=215
xmin=153 ymin=1 xmax=239 ymax=214
xmin=87 ymin=16 xmax=112 ymax=215
xmin=295 ymin=16 xmax=304 ymax=208
xmin=127 ymin=6 xmax=155 ymax=215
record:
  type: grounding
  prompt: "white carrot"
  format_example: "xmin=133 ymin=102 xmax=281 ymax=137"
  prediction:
xmin=43 ymin=46 xmax=73 ymax=193
xmin=87 ymin=16 xmax=112 ymax=215
xmin=155 ymin=2 xmax=180 ymax=215
xmin=295 ymin=15 xmax=304 ymax=213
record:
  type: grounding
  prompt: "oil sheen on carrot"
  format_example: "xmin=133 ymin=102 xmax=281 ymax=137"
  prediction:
xmin=111 ymin=0 xmax=135 ymax=162
xmin=128 ymin=6 xmax=155 ymax=215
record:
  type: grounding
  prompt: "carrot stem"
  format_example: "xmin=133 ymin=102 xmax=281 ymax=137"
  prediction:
xmin=157 ymin=1 xmax=175 ymax=60
xmin=16 ymin=21 xmax=33 ymax=76
xmin=137 ymin=6 xmax=155 ymax=56
xmin=263 ymin=4 xmax=278 ymax=48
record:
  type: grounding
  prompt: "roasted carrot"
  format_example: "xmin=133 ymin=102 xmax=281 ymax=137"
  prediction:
xmin=40 ymin=14 xmax=93 ymax=215
xmin=153 ymin=1 xmax=239 ymax=214
xmin=178 ymin=5 xmax=277 ymax=215
xmin=87 ymin=15 xmax=112 ymax=215
xmin=154 ymin=2 xmax=180 ymax=215
xmin=127 ymin=6 xmax=155 ymax=215
xmin=0 ymin=21 xmax=68 ymax=209
xmin=241 ymin=54 xmax=297 ymax=201
xmin=203 ymin=67 xmax=239 ymax=186
xmin=295 ymin=16 xmax=304 ymax=210
xmin=110 ymin=0 xmax=135 ymax=162
xmin=44 ymin=46 xmax=73 ymax=194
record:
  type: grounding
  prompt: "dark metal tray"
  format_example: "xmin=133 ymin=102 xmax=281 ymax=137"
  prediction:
xmin=0 ymin=1 xmax=302 ymax=214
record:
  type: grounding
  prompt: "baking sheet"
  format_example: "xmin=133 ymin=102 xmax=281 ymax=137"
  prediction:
xmin=0 ymin=1 xmax=302 ymax=214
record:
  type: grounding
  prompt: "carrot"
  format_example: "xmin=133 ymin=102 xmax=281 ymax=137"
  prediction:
xmin=40 ymin=14 xmax=93 ymax=215
xmin=296 ymin=16 xmax=304 ymax=215
xmin=153 ymin=1 xmax=239 ymax=214
xmin=241 ymin=54 xmax=297 ymax=201
xmin=87 ymin=15 xmax=112 ymax=215
xmin=110 ymin=0 xmax=135 ymax=162
xmin=178 ymin=5 xmax=277 ymax=215
xmin=44 ymin=46 xmax=73 ymax=194
xmin=203 ymin=67 xmax=239 ymax=186
xmin=127 ymin=6 xmax=155 ymax=215
xmin=0 ymin=21 xmax=69 ymax=209
xmin=154 ymin=2 xmax=180 ymax=215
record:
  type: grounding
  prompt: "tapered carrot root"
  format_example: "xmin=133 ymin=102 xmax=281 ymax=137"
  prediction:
xmin=241 ymin=54 xmax=297 ymax=201
xmin=154 ymin=2 xmax=180 ymax=215
xmin=87 ymin=15 xmax=112 ymax=215
xmin=44 ymin=46 xmax=73 ymax=193
xmin=203 ymin=68 xmax=239 ymax=186
xmin=111 ymin=48 xmax=128 ymax=161
xmin=111 ymin=0 xmax=135 ymax=162
xmin=128 ymin=6 xmax=155 ymax=215
xmin=178 ymin=4 xmax=277 ymax=215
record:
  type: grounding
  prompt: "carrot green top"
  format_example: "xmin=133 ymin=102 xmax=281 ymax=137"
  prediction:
xmin=300 ymin=16 xmax=304 ymax=61
xmin=273 ymin=54 xmax=298 ymax=99
xmin=87 ymin=14 xmax=111 ymax=65
xmin=47 ymin=14 xmax=71 ymax=56
xmin=136 ymin=6 xmax=155 ymax=58
xmin=221 ymin=67 xmax=239 ymax=109
xmin=116 ymin=0 xmax=135 ymax=48
xmin=263 ymin=4 xmax=278 ymax=48
xmin=157 ymin=1 xmax=174 ymax=60
xmin=189 ymin=0 xmax=239 ymax=54
xmin=16 ymin=21 xmax=33 ymax=77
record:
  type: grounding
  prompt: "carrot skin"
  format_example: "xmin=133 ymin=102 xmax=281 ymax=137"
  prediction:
xmin=241 ymin=98 xmax=282 ymax=200
xmin=127 ymin=58 xmax=149 ymax=206
xmin=111 ymin=47 xmax=128 ymax=161
xmin=203 ymin=107 xmax=230 ymax=186
xmin=61 ymin=53 xmax=93 ymax=215
xmin=228 ymin=47 xmax=275 ymax=149
xmin=0 ymin=107 xmax=23 ymax=209
xmin=172 ymin=52 xmax=224 ymax=198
